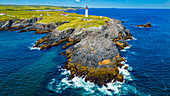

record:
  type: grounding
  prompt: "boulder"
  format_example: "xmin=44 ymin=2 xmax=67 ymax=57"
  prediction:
xmin=116 ymin=74 xmax=124 ymax=82
xmin=124 ymin=66 xmax=128 ymax=69
xmin=115 ymin=39 xmax=129 ymax=50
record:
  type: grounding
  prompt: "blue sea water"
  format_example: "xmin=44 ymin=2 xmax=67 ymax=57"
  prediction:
xmin=0 ymin=9 xmax=170 ymax=96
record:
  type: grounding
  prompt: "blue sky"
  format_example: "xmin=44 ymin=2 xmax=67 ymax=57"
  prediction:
xmin=0 ymin=0 xmax=169 ymax=9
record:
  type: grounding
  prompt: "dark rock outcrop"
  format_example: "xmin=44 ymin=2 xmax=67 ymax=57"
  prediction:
xmin=11 ymin=19 xmax=25 ymax=27
xmin=0 ymin=17 xmax=41 ymax=31
xmin=116 ymin=39 xmax=129 ymax=50
xmin=56 ymin=21 xmax=69 ymax=26
xmin=18 ymin=21 xmax=68 ymax=34
xmin=20 ymin=23 xmax=57 ymax=34
xmin=1 ymin=20 xmax=14 ymax=28
xmin=124 ymin=66 xmax=128 ymax=69
xmin=135 ymin=22 xmax=152 ymax=28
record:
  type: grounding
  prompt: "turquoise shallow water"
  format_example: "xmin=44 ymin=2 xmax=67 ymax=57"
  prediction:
xmin=0 ymin=9 xmax=170 ymax=96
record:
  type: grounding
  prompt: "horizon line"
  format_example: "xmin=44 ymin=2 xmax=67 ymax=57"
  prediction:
xmin=0 ymin=4 xmax=169 ymax=9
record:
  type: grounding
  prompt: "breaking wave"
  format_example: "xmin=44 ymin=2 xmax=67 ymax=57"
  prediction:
xmin=47 ymin=61 xmax=143 ymax=95
xmin=29 ymin=46 xmax=41 ymax=50
xmin=132 ymin=36 xmax=137 ymax=40
xmin=29 ymin=43 xmax=40 ymax=50
xmin=121 ymin=45 xmax=132 ymax=52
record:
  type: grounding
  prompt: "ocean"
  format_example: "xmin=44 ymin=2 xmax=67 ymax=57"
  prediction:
xmin=0 ymin=9 xmax=169 ymax=96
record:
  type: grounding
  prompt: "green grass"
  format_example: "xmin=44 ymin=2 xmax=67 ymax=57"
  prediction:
xmin=53 ymin=12 xmax=110 ymax=31
xmin=0 ymin=5 xmax=80 ymax=11
xmin=0 ymin=5 xmax=110 ymax=30
xmin=57 ymin=20 xmax=101 ymax=31
xmin=0 ymin=11 xmax=48 ymax=21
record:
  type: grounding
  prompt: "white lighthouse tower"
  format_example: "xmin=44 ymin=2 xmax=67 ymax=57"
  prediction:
xmin=85 ymin=6 xmax=88 ymax=17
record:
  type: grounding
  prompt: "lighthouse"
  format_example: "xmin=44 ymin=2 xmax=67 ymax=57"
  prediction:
xmin=85 ymin=6 xmax=88 ymax=17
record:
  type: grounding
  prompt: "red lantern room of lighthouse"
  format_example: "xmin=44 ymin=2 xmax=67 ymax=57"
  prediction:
xmin=85 ymin=6 xmax=88 ymax=17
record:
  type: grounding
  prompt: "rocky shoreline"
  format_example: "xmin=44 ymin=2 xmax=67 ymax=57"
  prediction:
xmin=0 ymin=17 xmax=69 ymax=34
xmin=0 ymin=17 xmax=133 ymax=86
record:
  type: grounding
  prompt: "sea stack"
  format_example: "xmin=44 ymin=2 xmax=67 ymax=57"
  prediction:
xmin=135 ymin=22 xmax=152 ymax=28
xmin=85 ymin=6 xmax=88 ymax=17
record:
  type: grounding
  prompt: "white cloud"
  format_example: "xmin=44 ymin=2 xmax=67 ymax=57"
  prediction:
xmin=76 ymin=0 xmax=80 ymax=2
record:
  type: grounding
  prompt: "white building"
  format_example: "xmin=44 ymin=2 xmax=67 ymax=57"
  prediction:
xmin=60 ymin=13 xmax=68 ymax=16
xmin=85 ymin=6 xmax=88 ymax=17
xmin=0 ymin=13 xmax=6 ymax=16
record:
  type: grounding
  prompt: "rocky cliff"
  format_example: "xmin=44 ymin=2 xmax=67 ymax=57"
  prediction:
xmin=0 ymin=17 xmax=68 ymax=34
xmin=0 ymin=18 xmax=132 ymax=86
xmin=32 ymin=19 xmax=132 ymax=86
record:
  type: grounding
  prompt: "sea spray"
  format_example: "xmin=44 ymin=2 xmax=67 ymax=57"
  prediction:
xmin=132 ymin=36 xmax=137 ymax=40
xmin=118 ymin=64 xmax=133 ymax=81
xmin=124 ymin=45 xmax=131 ymax=49
xmin=29 ymin=46 xmax=41 ymax=50
xmin=120 ymin=45 xmax=131 ymax=52
xmin=121 ymin=49 xmax=127 ymax=52
xmin=29 ymin=43 xmax=41 ymax=50
xmin=48 ymin=63 xmax=136 ymax=95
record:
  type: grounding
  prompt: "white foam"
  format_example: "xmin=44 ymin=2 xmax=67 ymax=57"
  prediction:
xmin=121 ymin=49 xmax=126 ymax=52
xmin=121 ymin=61 xmax=126 ymax=64
xmin=48 ymin=76 xmax=96 ymax=94
xmin=126 ymin=39 xmax=131 ymax=41
xmin=132 ymin=36 xmax=137 ymax=40
xmin=61 ymin=69 xmax=70 ymax=75
xmin=29 ymin=43 xmax=41 ymax=50
xmin=120 ymin=45 xmax=131 ymax=52
xmin=124 ymin=45 xmax=131 ymax=49
xmin=98 ymin=85 xmax=113 ymax=95
xmin=118 ymin=64 xmax=133 ymax=81
xmin=48 ymin=65 xmax=135 ymax=95
xmin=106 ymin=83 xmax=122 ymax=93
xmin=128 ymin=67 xmax=133 ymax=71
xmin=135 ymin=26 xmax=144 ymax=28
xmin=134 ymin=26 xmax=150 ymax=28
xmin=29 ymin=46 xmax=41 ymax=50
xmin=71 ymin=77 xmax=95 ymax=93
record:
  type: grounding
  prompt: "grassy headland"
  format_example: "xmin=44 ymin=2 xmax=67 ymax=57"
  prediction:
xmin=0 ymin=5 xmax=81 ymax=11
xmin=0 ymin=5 xmax=109 ymax=31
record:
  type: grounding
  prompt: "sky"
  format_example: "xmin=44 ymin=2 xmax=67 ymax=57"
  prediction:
xmin=0 ymin=0 xmax=169 ymax=9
